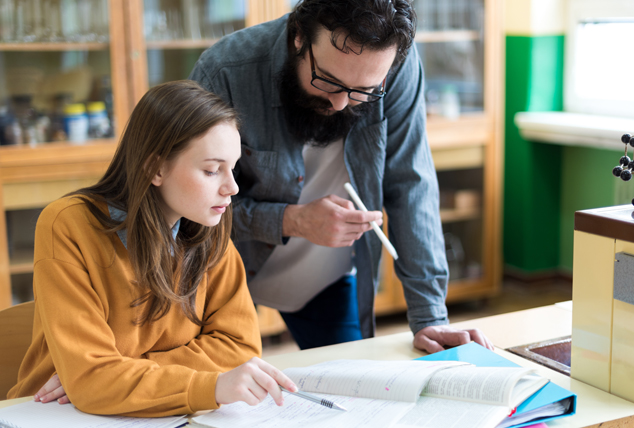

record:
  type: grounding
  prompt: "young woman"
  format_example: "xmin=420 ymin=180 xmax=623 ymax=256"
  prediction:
xmin=7 ymin=80 xmax=296 ymax=416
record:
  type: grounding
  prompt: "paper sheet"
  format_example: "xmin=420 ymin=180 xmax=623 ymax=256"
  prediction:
xmin=393 ymin=396 xmax=508 ymax=428
xmin=0 ymin=400 xmax=186 ymax=428
xmin=192 ymin=393 xmax=415 ymax=428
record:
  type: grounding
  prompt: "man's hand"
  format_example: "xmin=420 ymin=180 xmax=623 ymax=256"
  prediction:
xmin=34 ymin=373 xmax=70 ymax=404
xmin=413 ymin=325 xmax=494 ymax=354
xmin=282 ymin=195 xmax=383 ymax=247
xmin=215 ymin=357 xmax=297 ymax=407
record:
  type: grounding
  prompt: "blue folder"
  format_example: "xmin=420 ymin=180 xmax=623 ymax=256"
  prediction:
xmin=417 ymin=342 xmax=577 ymax=428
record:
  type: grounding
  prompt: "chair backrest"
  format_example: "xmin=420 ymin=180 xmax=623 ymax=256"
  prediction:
xmin=0 ymin=301 xmax=34 ymax=399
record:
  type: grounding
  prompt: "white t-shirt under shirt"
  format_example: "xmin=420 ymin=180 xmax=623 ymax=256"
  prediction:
xmin=247 ymin=139 xmax=354 ymax=312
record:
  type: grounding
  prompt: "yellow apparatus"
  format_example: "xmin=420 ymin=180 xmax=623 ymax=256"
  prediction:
xmin=572 ymin=205 xmax=634 ymax=402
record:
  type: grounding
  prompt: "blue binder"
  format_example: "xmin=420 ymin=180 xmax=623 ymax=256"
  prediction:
xmin=417 ymin=342 xmax=577 ymax=428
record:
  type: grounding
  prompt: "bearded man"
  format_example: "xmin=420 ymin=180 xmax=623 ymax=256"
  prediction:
xmin=189 ymin=0 xmax=492 ymax=353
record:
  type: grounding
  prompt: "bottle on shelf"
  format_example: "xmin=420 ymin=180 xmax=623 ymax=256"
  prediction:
xmin=42 ymin=0 xmax=64 ymax=42
xmin=440 ymin=85 xmax=460 ymax=120
xmin=11 ymin=95 xmax=38 ymax=145
xmin=35 ymin=113 xmax=50 ymax=143
xmin=14 ymin=0 xmax=38 ymax=42
xmin=182 ymin=0 xmax=202 ymax=40
xmin=98 ymin=75 xmax=114 ymax=135
xmin=203 ymin=0 xmax=245 ymax=39
xmin=0 ymin=0 xmax=15 ymax=42
xmin=63 ymin=102 xmax=89 ymax=143
xmin=60 ymin=0 xmax=80 ymax=42
xmin=87 ymin=101 xmax=110 ymax=138
xmin=48 ymin=92 xmax=71 ymax=142
xmin=0 ymin=105 xmax=21 ymax=146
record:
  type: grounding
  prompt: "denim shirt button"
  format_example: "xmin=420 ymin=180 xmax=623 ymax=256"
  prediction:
xmin=248 ymin=270 xmax=256 ymax=276
xmin=297 ymin=175 xmax=304 ymax=183
xmin=266 ymin=244 xmax=275 ymax=249
xmin=245 ymin=149 xmax=252 ymax=156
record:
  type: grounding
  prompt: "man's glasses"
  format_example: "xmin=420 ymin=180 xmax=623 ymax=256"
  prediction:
xmin=308 ymin=45 xmax=387 ymax=103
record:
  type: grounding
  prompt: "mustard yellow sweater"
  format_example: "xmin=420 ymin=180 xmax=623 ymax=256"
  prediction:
xmin=8 ymin=196 xmax=261 ymax=417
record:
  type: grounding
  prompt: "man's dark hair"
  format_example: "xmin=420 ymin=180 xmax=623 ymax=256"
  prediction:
xmin=287 ymin=0 xmax=416 ymax=66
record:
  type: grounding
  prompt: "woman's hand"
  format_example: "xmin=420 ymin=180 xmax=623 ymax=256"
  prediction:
xmin=34 ymin=374 xmax=70 ymax=404
xmin=215 ymin=357 xmax=297 ymax=407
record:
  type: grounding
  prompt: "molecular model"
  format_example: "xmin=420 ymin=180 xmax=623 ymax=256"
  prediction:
xmin=613 ymin=133 xmax=634 ymax=181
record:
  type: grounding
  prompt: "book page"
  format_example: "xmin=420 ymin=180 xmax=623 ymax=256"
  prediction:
xmin=508 ymin=374 xmax=549 ymax=407
xmin=422 ymin=366 xmax=536 ymax=406
xmin=192 ymin=393 xmax=415 ymax=428
xmin=393 ymin=396 xmax=509 ymax=428
xmin=283 ymin=359 xmax=468 ymax=402
xmin=0 ymin=400 xmax=186 ymax=428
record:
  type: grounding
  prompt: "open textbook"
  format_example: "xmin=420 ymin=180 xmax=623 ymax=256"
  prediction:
xmin=192 ymin=347 xmax=570 ymax=428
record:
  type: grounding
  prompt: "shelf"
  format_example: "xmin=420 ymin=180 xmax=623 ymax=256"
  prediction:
xmin=0 ymin=140 xmax=117 ymax=181
xmin=432 ymin=146 xmax=483 ymax=171
xmin=0 ymin=138 xmax=115 ymax=155
xmin=0 ymin=42 xmax=109 ymax=51
xmin=145 ymin=39 xmax=219 ymax=50
xmin=4 ymin=177 xmax=104 ymax=210
xmin=415 ymin=30 xmax=480 ymax=43
xmin=427 ymin=113 xmax=490 ymax=149
xmin=440 ymin=207 xmax=481 ymax=223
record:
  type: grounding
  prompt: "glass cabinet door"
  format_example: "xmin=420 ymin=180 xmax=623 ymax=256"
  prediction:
xmin=436 ymin=167 xmax=484 ymax=282
xmin=0 ymin=0 xmax=123 ymax=146
xmin=415 ymin=0 xmax=487 ymax=284
xmin=142 ymin=0 xmax=247 ymax=87
xmin=0 ymin=0 xmax=129 ymax=308
xmin=377 ymin=0 xmax=501 ymax=312
xmin=412 ymin=0 xmax=485 ymax=118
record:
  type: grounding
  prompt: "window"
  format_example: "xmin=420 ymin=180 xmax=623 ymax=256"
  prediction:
xmin=564 ymin=0 xmax=634 ymax=118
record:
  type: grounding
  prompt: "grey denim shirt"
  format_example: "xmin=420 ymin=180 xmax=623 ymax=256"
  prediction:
xmin=189 ymin=16 xmax=449 ymax=338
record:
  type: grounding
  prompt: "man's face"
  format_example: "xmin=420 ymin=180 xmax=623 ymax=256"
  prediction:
xmin=295 ymin=28 xmax=397 ymax=115
xmin=278 ymin=27 xmax=397 ymax=145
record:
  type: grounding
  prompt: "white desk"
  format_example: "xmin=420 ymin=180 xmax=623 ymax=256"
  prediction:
xmin=262 ymin=302 xmax=634 ymax=428
xmin=3 ymin=302 xmax=634 ymax=427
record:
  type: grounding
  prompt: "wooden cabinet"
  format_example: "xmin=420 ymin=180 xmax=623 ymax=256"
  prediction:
xmin=375 ymin=0 xmax=504 ymax=314
xmin=0 ymin=0 xmax=131 ymax=308
xmin=0 ymin=0 xmax=292 ymax=309
xmin=0 ymin=0 xmax=502 ymax=334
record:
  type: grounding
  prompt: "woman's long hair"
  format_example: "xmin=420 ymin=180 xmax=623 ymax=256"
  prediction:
xmin=71 ymin=80 xmax=239 ymax=326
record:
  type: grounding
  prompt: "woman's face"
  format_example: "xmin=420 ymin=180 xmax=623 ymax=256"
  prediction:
xmin=152 ymin=122 xmax=241 ymax=228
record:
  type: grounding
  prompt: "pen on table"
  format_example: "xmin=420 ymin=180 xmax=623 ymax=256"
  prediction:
xmin=343 ymin=182 xmax=399 ymax=260
xmin=279 ymin=386 xmax=348 ymax=411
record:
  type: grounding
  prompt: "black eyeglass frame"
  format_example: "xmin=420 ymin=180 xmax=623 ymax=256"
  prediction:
xmin=308 ymin=45 xmax=387 ymax=103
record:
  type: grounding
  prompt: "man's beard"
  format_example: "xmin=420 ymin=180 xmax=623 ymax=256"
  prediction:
xmin=278 ymin=53 xmax=373 ymax=147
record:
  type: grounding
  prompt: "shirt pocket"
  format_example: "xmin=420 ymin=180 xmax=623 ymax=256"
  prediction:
xmin=235 ymin=144 xmax=278 ymax=198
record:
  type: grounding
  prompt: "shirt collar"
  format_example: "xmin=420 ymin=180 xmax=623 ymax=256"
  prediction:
xmin=108 ymin=204 xmax=180 ymax=249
